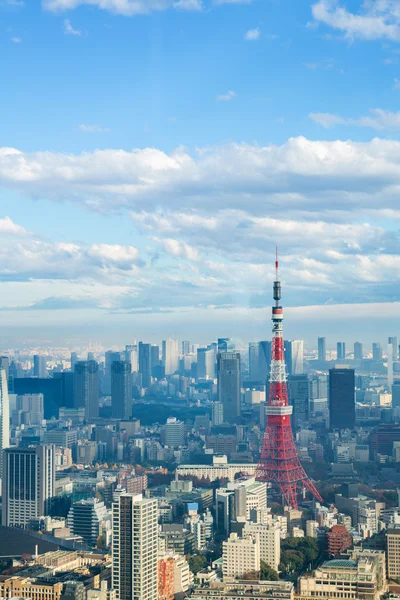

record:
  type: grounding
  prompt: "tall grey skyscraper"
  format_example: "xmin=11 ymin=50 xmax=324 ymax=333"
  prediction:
xmin=112 ymin=494 xmax=158 ymax=600
xmin=284 ymin=340 xmax=304 ymax=375
xmin=162 ymin=339 xmax=179 ymax=375
xmin=0 ymin=357 xmax=9 ymax=382
xmin=197 ymin=347 xmax=215 ymax=380
xmin=354 ymin=342 xmax=363 ymax=361
xmin=248 ymin=342 xmax=261 ymax=381
xmin=258 ymin=341 xmax=271 ymax=381
xmin=317 ymin=337 xmax=326 ymax=362
xmin=70 ymin=352 xmax=79 ymax=372
xmin=33 ymin=355 xmax=47 ymax=378
xmin=217 ymin=352 xmax=241 ymax=422
xmin=111 ymin=361 xmax=132 ymax=420
xmin=337 ymin=342 xmax=346 ymax=361
xmin=329 ymin=368 xmax=355 ymax=430
xmin=125 ymin=345 xmax=138 ymax=373
xmin=0 ymin=368 xmax=10 ymax=485
xmin=182 ymin=341 xmax=190 ymax=355
xmin=389 ymin=337 xmax=399 ymax=361
xmin=138 ymin=342 xmax=152 ymax=388
xmin=74 ymin=360 xmax=99 ymax=421
xmin=288 ymin=374 xmax=309 ymax=429
xmin=372 ymin=342 xmax=382 ymax=361
xmin=2 ymin=444 xmax=55 ymax=527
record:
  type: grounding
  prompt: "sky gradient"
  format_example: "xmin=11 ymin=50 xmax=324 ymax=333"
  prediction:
xmin=2 ymin=0 xmax=400 ymax=347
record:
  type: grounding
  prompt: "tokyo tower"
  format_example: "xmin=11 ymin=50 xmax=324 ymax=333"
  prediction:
xmin=255 ymin=250 xmax=322 ymax=509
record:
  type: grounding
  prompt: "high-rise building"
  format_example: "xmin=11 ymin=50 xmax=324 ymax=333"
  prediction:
xmin=337 ymin=342 xmax=346 ymax=361
xmin=34 ymin=355 xmax=48 ymax=378
xmin=318 ymin=337 xmax=326 ymax=363
xmin=197 ymin=347 xmax=215 ymax=380
xmin=2 ymin=444 xmax=55 ymax=527
xmin=372 ymin=343 xmax=382 ymax=362
xmin=13 ymin=377 xmax=63 ymax=420
xmin=0 ymin=357 xmax=10 ymax=382
xmin=389 ymin=337 xmax=399 ymax=361
xmin=138 ymin=342 xmax=152 ymax=388
xmin=162 ymin=339 xmax=179 ymax=375
xmin=182 ymin=341 xmax=190 ymax=355
xmin=112 ymin=494 xmax=158 ymax=600
xmin=111 ymin=361 xmax=132 ymax=420
xmin=0 ymin=368 xmax=10 ymax=484
xmin=212 ymin=401 xmax=224 ymax=426
xmin=150 ymin=345 xmax=160 ymax=371
xmin=329 ymin=368 xmax=355 ymax=430
xmin=258 ymin=341 xmax=271 ymax=382
xmin=164 ymin=417 xmax=185 ymax=448
xmin=354 ymin=342 xmax=363 ymax=361
xmin=218 ymin=338 xmax=235 ymax=352
xmin=243 ymin=522 xmax=281 ymax=571
xmin=67 ymin=498 xmax=108 ymax=547
xmin=287 ymin=374 xmax=309 ymax=429
xmin=70 ymin=352 xmax=79 ymax=371
xmin=393 ymin=382 xmax=400 ymax=408
xmin=217 ymin=352 xmax=241 ymax=422
xmin=15 ymin=393 xmax=44 ymax=426
xmin=249 ymin=342 xmax=261 ymax=381
xmin=222 ymin=533 xmax=260 ymax=580
xmin=74 ymin=361 xmax=99 ymax=421
xmin=284 ymin=340 xmax=304 ymax=375
xmin=125 ymin=345 xmax=138 ymax=373
xmin=388 ymin=529 xmax=400 ymax=579
xmin=53 ymin=372 xmax=75 ymax=409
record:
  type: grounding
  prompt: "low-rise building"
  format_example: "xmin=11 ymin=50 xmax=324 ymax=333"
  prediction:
xmin=189 ymin=579 xmax=294 ymax=600
xmin=222 ymin=533 xmax=260 ymax=581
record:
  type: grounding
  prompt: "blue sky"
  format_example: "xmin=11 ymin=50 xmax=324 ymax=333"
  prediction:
xmin=2 ymin=0 xmax=400 ymax=347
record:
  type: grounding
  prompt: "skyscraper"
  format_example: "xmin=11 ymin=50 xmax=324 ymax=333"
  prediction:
xmin=162 ymin=339 xmax=179 ymax=375
xmin=217 ymin=352 xmax=241 ymax=422
xmin=70 ymin=352 xmax=79 ymax=372
xmin=0 ymin=368 xmax=10 ymax=485
xmin=111 ymin=361 xmax=132 ymax=420
xmin=138 ymin=342 xmax=152 ymax=388
xmin=125 ymin=344 xmax=138 ymax=372
xmin=372 ymin=342 xmax=383 ymax=361
xmin=34 ymin=355 xmax=48 ymax=378
xmin=13 ymin=377 xmax=63 ymax=420
xmin=2 ymin=444 xmax=55 ymax=527
xmin=284 ymin=340 xmax=304 ymax=375
xmin=74 ymin=361 xmax=99 ymax=421
xmin=258 ymin=341 xmax=271 ymax=382
xmin=329 ymin=368 xmax=355 ymax=430
xmin=354 ymin=342 xmax=363 ymax=361
xmin=218 ymin=338 xmax=235 ymax=352
xmin=67 ymin=498 xmax=108 ymax=547
xmin=337 ymin=342 xmax=346 ymax=361
xmin=112 ymin=494 xmax=158 ymax=600
xmin=389 ymin=337 xmax=399 ymax=361
xmin=182 ymin=341 xmax=190 ymax=355
xmin=318 ymin=337 xmax=326 ymax=362
xmin=212 ymin=401 xmax=224 ymax=426
xmin=248 ymin=342 xmax=261 ymax=381
xmin=288 ymin=374 xmax=309 ymax=429
xmin=197 ymin=347 xmax=215 ymax=380
xmin=53 ymin=372 xmax=75 ymax=408
xmin=0 ymin=357 xmax=10 ymax=382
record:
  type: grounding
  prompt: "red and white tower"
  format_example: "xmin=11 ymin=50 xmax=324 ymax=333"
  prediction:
xmin=256 ymin=250 xmax=322 ymax=509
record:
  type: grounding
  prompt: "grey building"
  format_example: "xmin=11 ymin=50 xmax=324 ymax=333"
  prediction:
xmin=217 ymin=352 xmax=241 ymax=422
xmin=329 ymin=368 xmax=355 ymax=430
xmin=138 ymin=342 xmax=152 ymax=388
xmin=34 ymin=355 xmax=48 ymax=378
xmin=111 ymin=361 xmax=132 ymax=420
xmin=354 ymin=342 xmax=363 ymax=361
xmin=372 ymin=342 xmax=383 ymax=361
xmin=74 ymin=361 xmax=99 ymax=421
xmin=67 ymin=498 xmax=107 ymax=547
xmin=337 ymin=342 xmax=346 ymax=361
xmin=2 ymin=444 xmax=55 ymax=527
xmin=218 ymin=338 xmax=235 ymax=352
xmin=288 ymin=374 xmax=309 ymax=429
xmin=318 ymin=337 xmax=326 ymax=362
xmin=284 ymin=340 xmax=304 ymax=375
xmin=389 ymin=337 xmax=399 ymax=361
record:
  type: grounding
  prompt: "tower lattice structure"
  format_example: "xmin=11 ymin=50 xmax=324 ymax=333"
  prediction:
xmin=255 ymin=252 xmax=322 ymax=509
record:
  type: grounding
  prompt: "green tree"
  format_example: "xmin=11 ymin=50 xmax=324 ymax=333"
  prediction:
xmin=260 ymin=560 xmax=279 ymax=581
xmin=187 ymin=553 xmax=207 ymax=574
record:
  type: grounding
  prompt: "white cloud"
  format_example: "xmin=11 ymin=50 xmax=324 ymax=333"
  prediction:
xmin=309 ymin=108 xmax=400 ymax=129
xmin=245 ymin=27 xmax=260 ymax=40
xmin=394 ymin=77 xmax=400 ymax=89
xmin=10 ymin=36 xmax=22 ymax=43
xmin=216 ymin=90 xmax=236 ymax=101
xmin=45 ymin=0 xmax=200 ymax=15
xmin=213 ymin=0 xmax=252 ymax=4
xmin=79 ymin=123 xmax=110 ymax=132
xmin=173 ymin=0 xmax=202 ymax=10
xmin=64 ymin=18 xmax=81 ymax=35
xmin=311 ymin=0 xmax=400 ymax=41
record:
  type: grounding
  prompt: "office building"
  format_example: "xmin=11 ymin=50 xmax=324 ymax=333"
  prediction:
xmin=190 ymin=581 xmax=294 ymax=600
xmin=112 ymin=494 xmax=158 ymax=600
xmin=164 ymin=417 xmax=185 ymax=448
xmin=222 ymin=533 xmax=260 ymax=580
xmin=317 ymin=337 xmax=326 ymax=362
xmin=67 ymin=498 xmax=108 ymax=547
xmin=284 ymin=340 xmax=304 ymax=375
xmin=34 ymin=355 xmax=48 ymax=378
xmin=162 ymin=339 xmax=179 ymax=375
xmin=197 ymin=347 xmax=215 ymax=380
xmin=0 ymin=368 xmax=10 ymax=483
xmin=217 ymin=352 xmax=241 ymax=422
xmin=372 ymin=342 xmax=382 ymax=362
xmin=44 ymin=428 xmax=78 ymax=448
xmin=218 ymin=338 xmax=235 ymax=352
xmin=150 ymin=345 xmax=160 ymax=373
xmin=60 ymin=583 xmax=86 ymax=600
xmin=70 ymin=352 xmax=78 ymax=371
xmin=0 ymin=357 xmax=10 ymax=382
xmin=125 ymin=344 xmax=138 ymax=372
xmin=393 ymin=382 xmax=400 ymax=408
xmin=74 ymin=361 xmax=99 ymax=421
xmin=53 ymin=372 xmax=75 ymax=409
xmin=212 ymin=401 xmax=224 ymax=426
xmin=258 ymin=341 xmax=271 ymax=382
xmin=287 ymin=374 xmax=309 ymax=429
xmin=337 ymin=342 xmax=346 ymax=361
xmin=13 ymin=377 xmax=63 ymax=420
xmin=329 ymin=368 xmax=355 ymax=430
xmin=138 ymin=342 xmax=152 ymax=388
xmin=15 ymin=393 xmax=43 ymax=426
xmin=111 ymin=361 xmax=132 ymax=420
xmin=389 ymin=337 xmax=399 ymax=361
xmin=182 ymin=340 xmax=190 ymax=355
xmin=243 ymin=522 xmax=281 ymax=571
xmin=327 ymin=525 xmax=353 ymax=556
xmin=2 ymin=444 xmax=55 ymax=527
xmin=354 ymin=342 xmax=363 ymax=361
xmin=387 ymin=529 xmax=400 ymax=578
